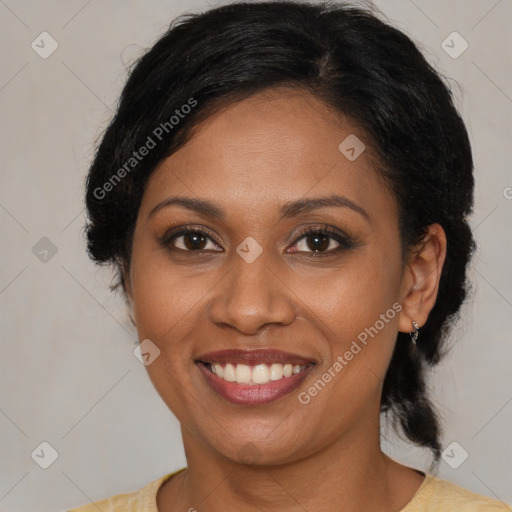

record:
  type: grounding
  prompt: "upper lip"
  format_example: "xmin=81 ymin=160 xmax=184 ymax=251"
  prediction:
xmin=195 ymin=348 xmax=315 ymax=366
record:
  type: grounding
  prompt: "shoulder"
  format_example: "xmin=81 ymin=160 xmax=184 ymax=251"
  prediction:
xmin=66 ymin=469 xmax=184 ymax=512
xmin=404 ymin=474 xmax=512 ymax=512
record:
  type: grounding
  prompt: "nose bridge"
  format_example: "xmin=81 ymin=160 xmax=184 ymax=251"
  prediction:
xmin=209 ymin=244 xmax=296 ymax=334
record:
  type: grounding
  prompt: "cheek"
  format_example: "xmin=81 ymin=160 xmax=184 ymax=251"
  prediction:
xmin=129 ymin=254 xmax=208 ymax=417
xmin=303 ymin=248 xmax=402 ymax=401
xmin=130 ymin=247 xmax=207 ymax=345
xmin=306 ymin=248 xmax=401 ymax=337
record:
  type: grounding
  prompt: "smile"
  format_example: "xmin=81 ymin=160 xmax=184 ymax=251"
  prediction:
xmin=195 ymin=348 xmax=315 ymax=405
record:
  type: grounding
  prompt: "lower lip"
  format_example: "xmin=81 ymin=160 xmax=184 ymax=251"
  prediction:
xmin=197 ymin=362 xmax=313 ymax=406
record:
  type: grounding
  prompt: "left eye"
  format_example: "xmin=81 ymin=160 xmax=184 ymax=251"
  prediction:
xmin=289 ymin=227 xmax=352 ymax=255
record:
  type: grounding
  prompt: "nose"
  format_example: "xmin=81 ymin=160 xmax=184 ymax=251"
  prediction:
xmin=208 ymin=250 xmax=298 ymax=335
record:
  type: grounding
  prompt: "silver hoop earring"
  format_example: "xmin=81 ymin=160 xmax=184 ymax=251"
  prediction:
xmin=410 ymin=321 xmax=419 ymax=344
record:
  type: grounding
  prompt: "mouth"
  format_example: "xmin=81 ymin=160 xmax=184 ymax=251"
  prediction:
xmin=195 ymin=348 xmax=316 ymax=406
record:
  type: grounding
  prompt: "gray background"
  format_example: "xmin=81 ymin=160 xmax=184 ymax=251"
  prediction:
xmin=0 ymin=0 xmax=511 ymax=510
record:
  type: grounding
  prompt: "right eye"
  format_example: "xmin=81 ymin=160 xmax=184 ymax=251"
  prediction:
xmin=160 ymin=228 xmax=223 ymax=253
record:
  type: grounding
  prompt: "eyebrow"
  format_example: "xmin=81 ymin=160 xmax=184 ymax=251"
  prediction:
xmin=148 ymin=194 xmax=370 ymax=222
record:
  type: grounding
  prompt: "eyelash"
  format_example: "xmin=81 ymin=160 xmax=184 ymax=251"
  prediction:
xmin=158 ymin=224 xmax=356 ymax=258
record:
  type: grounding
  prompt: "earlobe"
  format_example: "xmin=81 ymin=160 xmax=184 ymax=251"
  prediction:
xmin=397 ymin=223 xmax=447 ymax=333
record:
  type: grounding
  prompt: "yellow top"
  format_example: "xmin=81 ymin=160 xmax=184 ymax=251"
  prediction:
xmin=68 ymin=469 xmax=511 ymax=511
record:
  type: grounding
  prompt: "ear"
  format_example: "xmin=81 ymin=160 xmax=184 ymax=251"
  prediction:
xmin=397 ymin=223 xmax=447 ymax=334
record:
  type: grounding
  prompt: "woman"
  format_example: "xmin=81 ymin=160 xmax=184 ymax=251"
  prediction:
xmin=69 ymin=1 xmax=510 ymax=511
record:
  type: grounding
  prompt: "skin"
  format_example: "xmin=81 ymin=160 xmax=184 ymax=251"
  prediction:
xmin=124 ymin=87 xmax=447 ymax=511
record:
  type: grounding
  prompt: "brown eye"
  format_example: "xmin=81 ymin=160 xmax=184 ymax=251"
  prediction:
xmin=182 ymin=231 xmax=208 ymax=250
xmin=289 ymin=225 xmax=355 ymax=256
xmin=295 ymin=232 xmax=340 ymax=253
xmin=162 ymin=229 xmax=222 ymax=252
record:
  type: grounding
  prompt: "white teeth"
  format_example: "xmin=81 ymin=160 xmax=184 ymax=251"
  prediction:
xmin=224 ymin=363 xmax=236 ymax=382
xmin=206 ymin=362 xmax=307 ymax=385
xmin=252 ymin=364 xmax=270 ymax=384
xmin=213 ymin=363 xmax=224 ymax=378
xmin=269 ymin=363 xmax=283 ymax=381
xmin=235 ymin=364 xmax=252 ymax=383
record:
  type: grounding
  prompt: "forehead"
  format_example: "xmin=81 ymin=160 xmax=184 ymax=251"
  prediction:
xmin=140 ymin=88 xmax=394 ymax=223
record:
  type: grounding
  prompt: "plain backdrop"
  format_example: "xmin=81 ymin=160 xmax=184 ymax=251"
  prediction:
xmin=0 ymin=1 xmax=511 ymax=510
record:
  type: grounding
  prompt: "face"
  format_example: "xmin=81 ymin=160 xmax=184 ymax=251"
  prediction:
xmin=126 ymin=87 xmax=410 ymax=466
